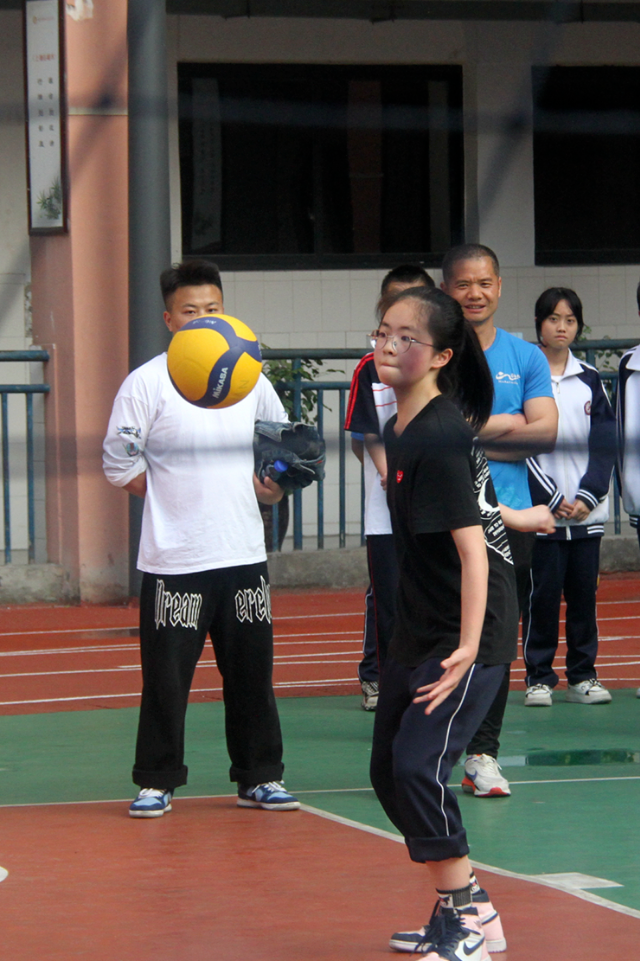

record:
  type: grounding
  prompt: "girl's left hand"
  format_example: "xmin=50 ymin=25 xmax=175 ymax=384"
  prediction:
xmin=413 ymin=648 xmax=476 ymax=714
xmin=567 ymin=498 xmax=590 ymax=522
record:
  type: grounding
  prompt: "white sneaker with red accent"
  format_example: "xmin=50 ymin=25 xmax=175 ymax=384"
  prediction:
xmin=462 ymin=755 xmax=511 ymax=798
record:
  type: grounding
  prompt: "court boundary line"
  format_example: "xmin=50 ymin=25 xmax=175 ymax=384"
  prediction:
xmin=298 ymin=803 xmax=640 ymax=921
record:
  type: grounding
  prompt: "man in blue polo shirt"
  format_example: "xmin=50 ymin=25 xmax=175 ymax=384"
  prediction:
xmin=442 ymin=244 xmax=558 ymax=797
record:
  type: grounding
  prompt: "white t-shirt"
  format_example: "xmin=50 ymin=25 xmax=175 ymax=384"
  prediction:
xmin=103 ymin=354 xmax=288 ymax=574
xmin=344 ymin=354 xmax=396 ymax=536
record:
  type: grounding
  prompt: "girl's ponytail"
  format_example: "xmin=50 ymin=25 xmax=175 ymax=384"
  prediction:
xmin=454 ymin=320 xmax=493 ymax=431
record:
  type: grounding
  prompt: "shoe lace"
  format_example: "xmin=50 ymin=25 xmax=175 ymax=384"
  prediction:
xmin=479 ymin=755 xmax=503 ymax=775
xmin=417 ymin=911 xmax=468 ymax=953
xmin=257 ymin=781 xmax=285 ymax=792
xmin=529 ymin=684 xmax=550 ymax=693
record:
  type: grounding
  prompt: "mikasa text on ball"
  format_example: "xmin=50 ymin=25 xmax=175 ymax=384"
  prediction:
xmin=167 ymin=314 xmax=262 ymax=409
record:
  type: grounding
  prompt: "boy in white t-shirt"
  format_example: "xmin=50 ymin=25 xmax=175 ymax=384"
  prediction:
xmin=344 ymin=265 xmax=434 ymax=710
xmin=103 ymin=260 xmax=299 ymax=817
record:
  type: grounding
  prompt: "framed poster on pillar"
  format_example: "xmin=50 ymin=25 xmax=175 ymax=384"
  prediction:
xmin=23 ymin=0 xmax=68 ymax=234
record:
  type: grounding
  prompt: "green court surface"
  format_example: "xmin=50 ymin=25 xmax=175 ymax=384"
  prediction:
xmin=2 ymin=691 xmax=639 ymax=911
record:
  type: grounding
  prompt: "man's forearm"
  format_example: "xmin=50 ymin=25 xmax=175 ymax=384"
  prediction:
xmin=484 ymin=422 xmax=557 ymax=461
xmin=124 ymin=473 xmax=147 ymax=497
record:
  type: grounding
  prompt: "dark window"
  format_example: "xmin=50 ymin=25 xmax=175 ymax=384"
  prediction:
xmin=178 ymin=64 xmax=463 ymax=269
xmin=534 ymin=66 xmax=640 ymax=265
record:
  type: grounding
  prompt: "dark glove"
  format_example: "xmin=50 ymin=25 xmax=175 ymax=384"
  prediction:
xmin=254 ymin=420 xmax=326 ymax=493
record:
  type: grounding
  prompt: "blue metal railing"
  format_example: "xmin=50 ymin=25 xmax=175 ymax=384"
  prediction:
xmin=0 ymin=351 xmax=50 ymax=563
xmin=262 ymin=339 xmax=639 ymax=549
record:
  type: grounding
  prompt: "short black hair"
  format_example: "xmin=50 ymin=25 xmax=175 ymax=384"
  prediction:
xmin=381 ymin=264 xmax=435 ymax=295
xmin=534 ymin=287 xmax=584 ymax=342
xmin=160 ymin=259 xmax=223 ymax=307
xmin=441 ymin=244 xmax=500 ymax=284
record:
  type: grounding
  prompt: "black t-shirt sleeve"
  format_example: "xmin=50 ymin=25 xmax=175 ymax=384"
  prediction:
xmin=344 ymin=357 xmax=381 ymax=436
xmin=411 ymin=422 xmax=482 ymax=534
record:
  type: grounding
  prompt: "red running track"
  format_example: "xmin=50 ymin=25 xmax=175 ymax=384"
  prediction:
xmin=0 ymin=574 xmax=639 ymax=716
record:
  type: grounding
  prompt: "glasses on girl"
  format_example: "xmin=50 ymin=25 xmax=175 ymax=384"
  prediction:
xmin=370 ymin=330 xmax=434 ymax=353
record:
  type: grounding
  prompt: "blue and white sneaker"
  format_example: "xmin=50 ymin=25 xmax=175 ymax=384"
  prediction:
xmin=129 ymin=788 xmax=173 ymax=818
xmin=237 ymin=781 xmax=300 ymax=811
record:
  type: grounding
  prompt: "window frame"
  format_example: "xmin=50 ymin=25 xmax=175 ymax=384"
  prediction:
xmin=178 ymin=62 xmax=464 ymax=270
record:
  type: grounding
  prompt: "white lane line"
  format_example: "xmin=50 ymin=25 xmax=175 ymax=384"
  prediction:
xmin=0 ymin=656 xmax=362 ymax=681
xmin=0 ymin=644 xmax=139 ymax=658
xmin=0 ymin=677 xmax=359 ymax=706
xmin=298 ymin=804 xmax=640 ymax=919
xmin=507 ymin=775 xmax=640 ymax=785
xmin=0 ymin=636 xmax=362 ymax=659
xmin=595 ymin=615 xmax=640 ymax=622
xmin=0 ymin=610 xmax=366 ymax=640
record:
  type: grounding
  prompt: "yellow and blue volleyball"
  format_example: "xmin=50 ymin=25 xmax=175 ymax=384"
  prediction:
xmin=167 ymin=314 xmax=262 ymax=409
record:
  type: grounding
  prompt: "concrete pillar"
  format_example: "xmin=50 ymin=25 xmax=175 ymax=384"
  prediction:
xmin=464 ymin=59 xmax=535 ymax=267
xmin=31 ymin=1 xmax=129 ymax=601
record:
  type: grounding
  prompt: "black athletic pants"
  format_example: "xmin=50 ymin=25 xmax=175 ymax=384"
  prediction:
xmin=133 ymin=562 xmax=284 ymax=790
xmin=522 ymin=537 xmax=601 ymax=688
xmin=466 ymin=529 xmax=535 ymax=758
xmin=358 ymin=534 xmax=399 ymax=684
xmin=371 ymin=654 xmax=505 ymax=862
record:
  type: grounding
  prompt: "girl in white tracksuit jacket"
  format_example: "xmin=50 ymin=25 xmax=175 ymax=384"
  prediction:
xmin=523 ymin=288 xmax=616 ymax=706
xmin=617 ymin=341 xmax=640 ymax=538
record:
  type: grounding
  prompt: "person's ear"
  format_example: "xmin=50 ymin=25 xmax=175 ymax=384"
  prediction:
xmin=432 ymin=347 xmax=453 ymax=369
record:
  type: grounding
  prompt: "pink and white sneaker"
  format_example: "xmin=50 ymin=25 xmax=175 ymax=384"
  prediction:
xmin=389 ymin=888 xmax=506 ymax=954
xmin=413 ymin=906 xmax=486 ymax=961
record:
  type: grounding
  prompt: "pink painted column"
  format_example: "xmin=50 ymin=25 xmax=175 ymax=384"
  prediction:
xmin=31 ymin=1 xmax=129 ymax=601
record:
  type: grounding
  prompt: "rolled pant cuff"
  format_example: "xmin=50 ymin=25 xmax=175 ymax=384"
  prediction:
xmin=231 ymin=763 xmax=284 ymax=786
xmin=406 ymin=829 xmax=470 ymax=863
xmin=133 ymin=765 xmax=188 ymax=790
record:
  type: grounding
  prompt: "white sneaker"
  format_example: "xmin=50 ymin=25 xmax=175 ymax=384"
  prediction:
xmin=636 ymin=688 xmax=640 ymax=698
xmin=361 ymin=680 xmax=379 ymax=711
xmin=565 ymin=679 xmax=612 ymax=704
xmin=462 ymin=755 xmax=511 ymax=798
xmin=524 ymin=683 xmax=553 ymax=707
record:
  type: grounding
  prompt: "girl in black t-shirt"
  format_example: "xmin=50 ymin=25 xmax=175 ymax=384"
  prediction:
xmin=369 ymin=287 xmax=516 ymax=961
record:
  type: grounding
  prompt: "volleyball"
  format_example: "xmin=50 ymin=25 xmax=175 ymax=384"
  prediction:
xmin=167 ymin=314 xmax=263 ymax=409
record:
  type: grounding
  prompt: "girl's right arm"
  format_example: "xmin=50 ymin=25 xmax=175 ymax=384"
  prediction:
xmin=499 ymin=503 xmax=556 ymax=534
xmin=413 ymin=524 xmax=488 ymax=714
xmin=364 ymin=433 xmax=388 ymax=489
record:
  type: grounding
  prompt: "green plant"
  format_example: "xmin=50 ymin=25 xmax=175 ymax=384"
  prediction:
xmin=574 ymin=324 xmax=625 ymax=372
xmin=37 ymin=177 xmax=62 ymax=221
xmin=261 ymin=349 xmax=342 ymax=425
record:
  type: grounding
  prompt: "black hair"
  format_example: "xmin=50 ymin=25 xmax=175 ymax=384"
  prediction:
xmin=381 ymin=287 xmax=493 ymax=431
xmin=441 ymin=244 xmax=500 ymax=284
xmin=534 ymin=287 xmax=584 ymax=343
xmin=380 ymin=264 xmax=435 ymax=295
xmin=160 ymin=259 xmax=223 ymax=307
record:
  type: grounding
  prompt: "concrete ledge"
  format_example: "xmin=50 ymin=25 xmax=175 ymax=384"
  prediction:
xmin=268 ymin=537 xmax=640 ymax=590
xmin=268 ymin=547 xmax=369 ymax=590
xmin=0 ymin=564 xmax=72 ymax=605
xmin=0 ymin=538 xmax=636 ymax=603
xmin=600 ymin=536 xmax=640 ymax=572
